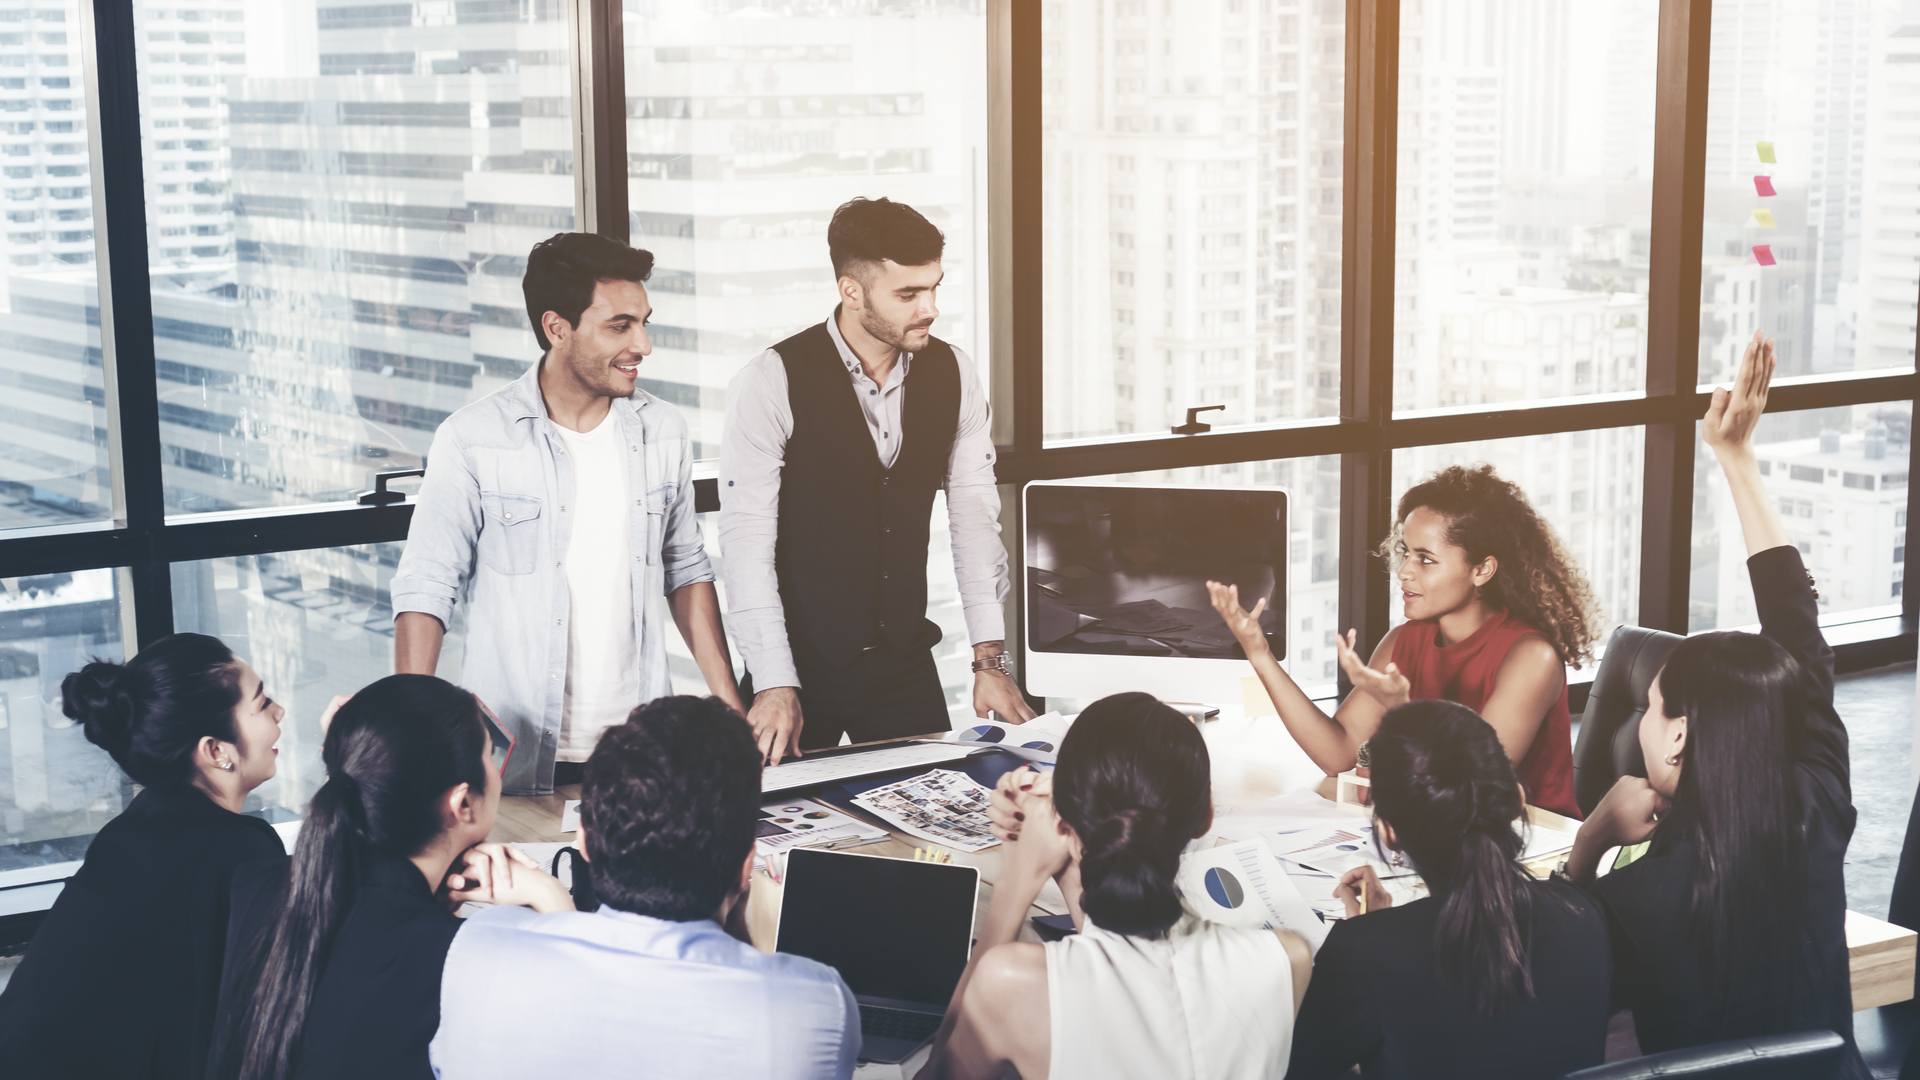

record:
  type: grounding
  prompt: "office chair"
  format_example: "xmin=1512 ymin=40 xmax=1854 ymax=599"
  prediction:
xmin=1560 ymin=1030 xmax=1845 ymax=1080
xmin=1571 ymin=624 xmax=1685 ymax=817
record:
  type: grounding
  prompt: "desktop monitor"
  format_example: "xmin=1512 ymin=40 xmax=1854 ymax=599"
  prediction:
xmin=1023 ymin=482 xmax=1286 ymax=704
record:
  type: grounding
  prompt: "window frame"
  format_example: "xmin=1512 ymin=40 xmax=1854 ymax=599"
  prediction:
xmin=5 ymin=0 xmax=1914 ymax=704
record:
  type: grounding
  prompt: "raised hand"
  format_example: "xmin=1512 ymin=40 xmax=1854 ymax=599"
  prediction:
xmin=1335 ymin=629 xmax=1410 ymax=710
xmin=1206 ymin=580 xmax=1271 ymax=657
xmin=1703 ymin=330 xmax=1774 ymax=459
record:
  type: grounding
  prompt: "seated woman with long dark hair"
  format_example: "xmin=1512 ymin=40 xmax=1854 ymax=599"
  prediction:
xmin=208 ymin=674 xmax=573 ymax=1080
xmin=1567 ymin=333 xmax=1866 ymax=1075
xmin=1287 ymin=699 xmax=1611 ymax=1079
xmin=1209 ymin=464 xmax=1598 ymax=819
xmin=0 ymin=634 xmax=290 ymax=1080
xmin=919 ymin=692 xmax=1313 ymax=1080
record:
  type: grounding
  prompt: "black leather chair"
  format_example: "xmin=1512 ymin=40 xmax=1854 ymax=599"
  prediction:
xmin=1561 ymin=1030 xmax=1846 ymax=1079
xmin=1571 ymin=623 xmax=1686 ymax=816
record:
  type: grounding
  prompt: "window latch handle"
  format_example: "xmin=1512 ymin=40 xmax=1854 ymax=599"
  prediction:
xmin=357 ymin=468 xmax=425 ymax=506
xmin=1172 ymin=404 xmax=1226 ymax=436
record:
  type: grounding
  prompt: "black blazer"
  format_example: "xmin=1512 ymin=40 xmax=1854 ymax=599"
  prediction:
xmin=1587 ymin=545 xmax=1863 ymax=1070
xmin=216 ymin=850 xmax=461 ymax=1080
xmin=0 ymin=785 xmax=283 ymax=1080
xmin=1287 ymin=877 xmax=1612 ymax=1080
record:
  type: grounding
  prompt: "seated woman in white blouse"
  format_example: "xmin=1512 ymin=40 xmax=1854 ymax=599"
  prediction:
xmin=918 ymin=692 xmax=1313 ymax=1080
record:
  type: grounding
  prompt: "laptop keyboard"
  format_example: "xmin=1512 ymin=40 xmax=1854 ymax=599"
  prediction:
xmin=860 ymin=1005 xmax=943 ymax=1043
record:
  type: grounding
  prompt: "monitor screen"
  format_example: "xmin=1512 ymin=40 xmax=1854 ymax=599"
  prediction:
xmin=1025 ymin=484 xmax=1285 ymax=661
xmin=775 ymin=849 xmax=979 ymax=1006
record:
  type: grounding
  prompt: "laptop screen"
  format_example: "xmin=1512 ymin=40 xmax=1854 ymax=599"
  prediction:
xmin=776 ymin=848 xmax=980 ymax=1007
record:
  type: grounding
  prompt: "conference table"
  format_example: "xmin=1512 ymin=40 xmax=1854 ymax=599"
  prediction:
xmin=489 ymin=718 xmax=1917 ymax=1016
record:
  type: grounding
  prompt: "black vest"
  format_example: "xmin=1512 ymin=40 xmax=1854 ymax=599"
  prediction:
xmin=774 ymin=321 xmax=961 ymax=667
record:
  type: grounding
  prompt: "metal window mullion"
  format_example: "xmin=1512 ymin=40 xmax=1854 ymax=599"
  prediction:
xmin=1636 ymin=0 xmax=1714 ymax=634
xmin=1337 ymin=0 xmax=1399 ymax=687
xmin=83 ymin=0 xmax=171 ymax=649
xmin=1008 ymin=0 xmax=1043 ymax=456
xmin=570 ymin=0 xmax=627 ymax=242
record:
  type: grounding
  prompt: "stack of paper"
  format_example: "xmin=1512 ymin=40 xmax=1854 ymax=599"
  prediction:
xmin=852 ymin=769 xmax=1001 ymax=853
xmin=755 ymin=798 xmax=889 ymax=871
xmin=1176 ymin=839 xmax=1332 ymax=954
xmin=949 ymin=711 xmax=1074 ymax=762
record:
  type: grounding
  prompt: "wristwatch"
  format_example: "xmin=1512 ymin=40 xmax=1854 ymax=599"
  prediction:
xmin=971 ymin=653 xmax=1012 ymax=677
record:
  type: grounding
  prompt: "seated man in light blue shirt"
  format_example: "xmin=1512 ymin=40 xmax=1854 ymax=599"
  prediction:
xmin=430 ymin=696 xmax=860 ymax=1080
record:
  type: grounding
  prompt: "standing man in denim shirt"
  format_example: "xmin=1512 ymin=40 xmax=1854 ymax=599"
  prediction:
xmin=392 ymin=233 xmax=744 ymax=794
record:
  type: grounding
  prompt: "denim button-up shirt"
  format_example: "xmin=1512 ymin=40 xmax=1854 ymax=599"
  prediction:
xmin=391 ymin=361 xmax=713 ymax=794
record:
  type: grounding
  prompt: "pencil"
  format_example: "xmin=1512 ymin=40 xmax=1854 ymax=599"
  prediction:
xmin=1358 ymin=883 xmax=1368 ymax=916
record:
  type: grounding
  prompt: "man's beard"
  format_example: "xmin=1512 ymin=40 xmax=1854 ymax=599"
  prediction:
xmin=859 ymin=307 xmax=931 ymax=352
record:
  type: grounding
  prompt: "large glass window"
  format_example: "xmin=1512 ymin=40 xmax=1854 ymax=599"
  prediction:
xmin=135 ymin=0 xmax=576 ymax=518
xmin=1392 ymin=0 xmax=1658 ymax=414
xmin=0 ymin=0 xmax=111 ymax=531
xmin=170 ymin=544 xmax=470 ymax=817
xmin=1041 ymin=0 xmax=1345 ymax=442
xmin=1689 ymin=403 xmax=1913 ymax=631
xmin=1392 ymin=428 xmax=1645 ymax=646
xmin=0 ymin=568 xmax=124 ymax=880
xmin=1696 ymin=0 xmax=1919 ymax=385
xmin=621 ymin=2 xmax=992 ymax=461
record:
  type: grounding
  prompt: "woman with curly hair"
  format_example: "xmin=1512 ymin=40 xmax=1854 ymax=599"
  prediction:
xmin=1210 ymin=463 xmax=1598 ymax=818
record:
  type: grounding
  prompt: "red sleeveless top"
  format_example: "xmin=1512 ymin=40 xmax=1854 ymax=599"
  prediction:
xmin=1389 ymin=610 xmax=1581 ymax=820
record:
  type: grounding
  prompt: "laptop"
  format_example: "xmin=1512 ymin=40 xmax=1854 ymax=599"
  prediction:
xmin=775 ymin=847 xmax=981 ymax=1064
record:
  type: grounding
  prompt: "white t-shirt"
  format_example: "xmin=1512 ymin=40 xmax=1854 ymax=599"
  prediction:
xmin=553 ymin=410 xmax=639 ymax=761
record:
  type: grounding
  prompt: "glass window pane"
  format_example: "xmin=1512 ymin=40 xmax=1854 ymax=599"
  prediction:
xmin=170 ymin=544 xmax=470 ymax=817
xmin=136 ymin=1 xmax=576 ymax=518
xmin=1690 ymin=405 xmax=1912 ymax=631
xmin=0 ymin=568 xmax=125 ymax=881
xmin=1030 ymin=456 xmax=1342 ymax=713
xmin=1697 ymin=1 xmax=1917 ymax=384
xmin=0 ymin=0 xmax=112 ymax=530
xmin=1392 ymin=428 xmax=1644 ymax=651
xmin=622 ymin=4 xmax=991 ymax=460
xmin=1393 ymin=0 xmax=1658 ymax=414
xmin=1042 ymin=0 xmax=1345 ymax=442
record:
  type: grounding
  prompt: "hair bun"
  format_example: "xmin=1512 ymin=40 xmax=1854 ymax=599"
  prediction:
xmin=62 ymin=660 xmax=140 ymax=759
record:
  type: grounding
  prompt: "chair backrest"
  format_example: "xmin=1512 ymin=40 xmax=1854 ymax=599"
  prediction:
xmin=1572 ymin=623 xmax=1685 ymax=816
xmin=1560 ymin=1029 xmax=1845 ymax=1080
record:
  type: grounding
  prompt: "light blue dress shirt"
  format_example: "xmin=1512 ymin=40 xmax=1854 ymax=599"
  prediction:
xmin=390 ymin=360 xmax=713 ymax=794
xmin=429 ymin=905 xmax=860 ymax=1080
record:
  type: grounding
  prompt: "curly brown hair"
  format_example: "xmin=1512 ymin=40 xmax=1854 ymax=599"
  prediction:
xmin=1377 ymin=464 xmax=1601 ymax=667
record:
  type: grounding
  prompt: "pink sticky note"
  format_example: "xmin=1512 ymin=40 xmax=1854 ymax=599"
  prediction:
xmin=1754 ymin=175 xmax=1776 ymax=197
xmin=1753 ymin=244 xmax=1776 ymax=266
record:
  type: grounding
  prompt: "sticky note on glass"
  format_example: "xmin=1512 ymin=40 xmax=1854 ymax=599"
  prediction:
xmin=1241 ymin=675 xmax=1277 ymax=718
xmin=1753 ymin=244 xmax=1777 ymax=266
xmin=1757 ymin=141 xmax=1777 ymax=163
xmin=1754 ymin=175 xmax=1777 ymax=197
xmin=1751 ymin=209 xmax=1777 ymax=229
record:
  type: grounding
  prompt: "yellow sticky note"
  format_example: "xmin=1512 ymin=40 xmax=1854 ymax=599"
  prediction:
xmin=1757 ymin=141 xmax=1777 ymax=164
xmin=1752 ymin=208 xmax=1777 ymax=229
xmin=1241 ymin=674 xmax=1278 ymax=718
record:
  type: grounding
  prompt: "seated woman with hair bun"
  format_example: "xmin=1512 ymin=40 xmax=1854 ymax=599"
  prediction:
xmin=0 ymin=634 xmax=295 ymax=1080
xmin=919 ymin=692 xmax=1313 ymax=1080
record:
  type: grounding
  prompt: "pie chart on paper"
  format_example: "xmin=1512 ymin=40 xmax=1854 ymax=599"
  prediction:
xmin=1203 ymin=867 xmax=1245 ymax=909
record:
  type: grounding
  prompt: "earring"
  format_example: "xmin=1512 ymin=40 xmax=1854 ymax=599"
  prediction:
xmin=220 ymin=760 xmax=235 ymax=772
xmin=1664 ymin=753 xmax=1680 ymax=766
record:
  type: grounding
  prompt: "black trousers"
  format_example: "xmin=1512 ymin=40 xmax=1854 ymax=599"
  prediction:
xmin=764 ymin=621 xmax=948 ymax=750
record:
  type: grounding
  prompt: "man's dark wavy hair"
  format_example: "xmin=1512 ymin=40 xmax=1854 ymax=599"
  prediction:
xmin=580 ymin=695 xmax=760 ymax=921
xmin=522 ymin=232 xmax=654 ymax=351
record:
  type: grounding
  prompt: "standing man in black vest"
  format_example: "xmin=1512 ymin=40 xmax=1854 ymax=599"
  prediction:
xmin=719 ymin=197 xmax=1035 ymax=764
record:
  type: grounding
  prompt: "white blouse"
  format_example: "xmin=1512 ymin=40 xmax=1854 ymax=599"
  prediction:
xmin=1044 ymin=912 xmax=1296 ymax=1080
